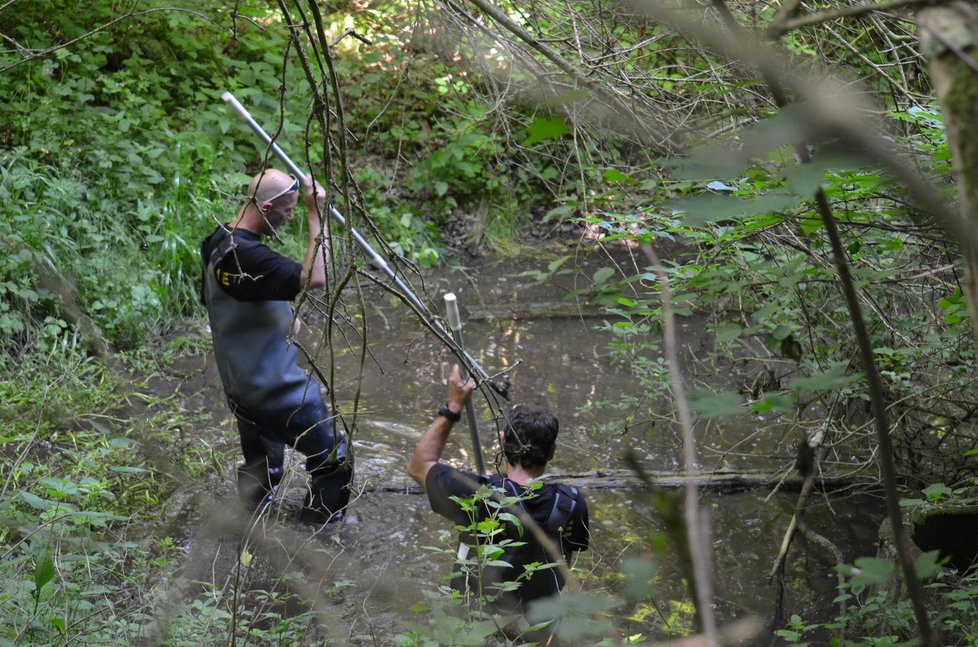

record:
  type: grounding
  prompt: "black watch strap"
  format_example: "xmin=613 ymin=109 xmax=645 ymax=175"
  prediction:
xmin=436 ymin=404 xmax=462 ymax=422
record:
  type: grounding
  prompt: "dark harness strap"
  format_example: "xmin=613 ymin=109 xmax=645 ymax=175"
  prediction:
xmin=544 ymin=484 xmax=579 ymax=536
xmin=493 ymin=476 xmax=580 ymax=539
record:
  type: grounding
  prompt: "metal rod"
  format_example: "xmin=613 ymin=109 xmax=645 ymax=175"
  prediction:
xmin=445 ymin=292 xmax=486 ymax=474
xmin=220 ymin=91 xmax=492 ymax=383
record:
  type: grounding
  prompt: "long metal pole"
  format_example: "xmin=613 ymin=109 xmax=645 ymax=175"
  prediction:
xmin=445 ymin=293 xmax=486 ymax=474
xmin=220 ymin=91 xmax=492 ymax=384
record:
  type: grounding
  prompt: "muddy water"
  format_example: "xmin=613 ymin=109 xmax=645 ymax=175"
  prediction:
xmin=174 ymin=246 xmax=884 ymax=643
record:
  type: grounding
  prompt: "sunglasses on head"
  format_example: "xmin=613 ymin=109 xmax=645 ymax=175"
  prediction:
xmin=263 ymin=175 xmax=300 ymax=204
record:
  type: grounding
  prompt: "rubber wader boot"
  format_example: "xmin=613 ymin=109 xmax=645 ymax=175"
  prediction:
xmin=299 ymin=461 xmax=352 ymax=525
xmin=237 ymin=462 xmax=280 ymax=511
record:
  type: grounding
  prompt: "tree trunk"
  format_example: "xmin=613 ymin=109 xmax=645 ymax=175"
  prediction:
xmin=919 ymin=4 xmax=978 ymax=345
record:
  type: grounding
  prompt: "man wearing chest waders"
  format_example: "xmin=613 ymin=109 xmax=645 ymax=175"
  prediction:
xmin=407 ymin=365 xmax=590 ymax=635
xmin=200 ymin=168 xmax=351 ymax=525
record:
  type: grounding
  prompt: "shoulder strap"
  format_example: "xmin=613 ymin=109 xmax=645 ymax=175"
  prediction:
xmin=208 ymin=228 xmax=241 ymax=267
xmin=544 ymin=484 xmax=579 ymax=536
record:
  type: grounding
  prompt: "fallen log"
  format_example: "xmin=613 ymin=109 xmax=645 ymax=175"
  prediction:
xmin=465 ymin=300 xmax=613 ymax=321
xmin=359 ymin=468 xmax=877 ymax=494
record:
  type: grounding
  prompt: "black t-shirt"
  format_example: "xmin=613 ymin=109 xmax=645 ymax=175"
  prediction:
xmin=425 ymin=463 xmax=589 ymax=607
xmin=200 ymin=225 xmax=302 ymax=303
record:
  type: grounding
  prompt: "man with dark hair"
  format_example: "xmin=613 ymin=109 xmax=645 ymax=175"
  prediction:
xmin=200 ymin=168 xmax=351 ymax=524
xmin=407 ymin=365 xmax=589 ymax=616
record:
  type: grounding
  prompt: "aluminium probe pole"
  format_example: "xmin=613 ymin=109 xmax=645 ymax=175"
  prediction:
xmin=220 ymin=91 xmax=493 ymax=385
xmin=444 ymin=293 xmax=486 ymax=474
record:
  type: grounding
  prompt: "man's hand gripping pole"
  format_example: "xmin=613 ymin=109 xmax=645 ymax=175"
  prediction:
xmin=220 ymin=91 xmax=497 ymax=390
xmin=445 ymin=293 xmax=486 ymax=474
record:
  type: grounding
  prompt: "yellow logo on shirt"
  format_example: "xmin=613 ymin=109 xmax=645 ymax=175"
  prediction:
xmin=215 ymin=267 xmax=231 ymax=287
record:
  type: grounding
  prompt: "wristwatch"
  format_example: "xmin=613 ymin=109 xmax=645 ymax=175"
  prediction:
xmin=436 ymin=404 xmax=462 ymax=422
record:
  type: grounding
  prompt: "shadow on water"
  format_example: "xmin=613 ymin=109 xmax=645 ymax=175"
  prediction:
xmin=167 ymin=246 xmax=885 ymax=643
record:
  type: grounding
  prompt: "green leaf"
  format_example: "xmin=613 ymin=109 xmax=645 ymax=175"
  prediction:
xmin=34 ymin=553 xmax=55 ymax=593
xmin=109 ymin=465 xmax=149 ymax=474
xmin=665 ymin=190 xmax=802 ymax=225
xmin=782 ymin=152 xmax=865 ymax=196
xmin=544 ymin=205 xmax=574 ymax=222
xmin=523 ymin=116 xmax=570 ymax=145
xmin=922 ymin=483 xmax=952 ymax=501
xmin=789 ymin=368 xmax=862 ymax=393
xmin=688 ymin=389 xmax=744 ymax=418
xmin=839 ymin=557 xmax=894 ymax=590
xmin=913 ymin=549 xmax=944 ymax=579
xmin=714 ymin=322 xmax=743 ymax=343
xmin=17 ymin=491 xmax=55 ymax=511
xmin=751 ymin=393 xmax=794 ymax=413
xmin=603 ymin=168 xmax=637 ymax=183
xmin=548 ymin=255 xmax=571 ymax=272
xmin=771 ymin=324 xmax=792 ymax=341
xmin=593 ymin=267 xmax=615 ymax=284
xmin=738 ymin=105 xmax=812 ymax=157
xmin=497 ymin=512 xmax=523 ymax=536
xmin=665 ymin=149 xmax=746 ymax=181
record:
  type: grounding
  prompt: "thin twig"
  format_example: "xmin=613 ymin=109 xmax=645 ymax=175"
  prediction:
xmin=641 ymin=244 xmax=718 ymax=645
xmin=768 ymin=0 xmax=949 ymax=38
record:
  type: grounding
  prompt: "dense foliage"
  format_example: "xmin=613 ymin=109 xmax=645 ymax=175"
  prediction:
xmin=3 ymin=0 xmax=978 ymax=644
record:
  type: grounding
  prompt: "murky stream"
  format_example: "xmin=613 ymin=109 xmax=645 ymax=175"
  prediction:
xmin=169 ymin=245 xmax=885 ymax=643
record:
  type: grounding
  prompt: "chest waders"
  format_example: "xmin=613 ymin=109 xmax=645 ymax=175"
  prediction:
xmin=203 ymin=230 xmax=350 ymax=519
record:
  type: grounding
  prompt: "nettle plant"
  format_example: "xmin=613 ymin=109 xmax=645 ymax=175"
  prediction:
xmin=402 ymin=481 xmax=557 ymax=645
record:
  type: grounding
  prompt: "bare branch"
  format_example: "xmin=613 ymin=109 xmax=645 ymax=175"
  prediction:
xmin=768 ymin=0 xmax=950 ymax=39
xmin=641 ymin=243 xmax=718 ymax=645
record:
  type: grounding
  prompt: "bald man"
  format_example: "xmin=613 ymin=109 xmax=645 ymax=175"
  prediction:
xmin=200 ymin=169 xmax=351 ymax=524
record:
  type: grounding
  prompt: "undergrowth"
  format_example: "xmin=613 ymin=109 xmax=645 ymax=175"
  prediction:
xmin=3 ymin=0 xmax=977 ymax=644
